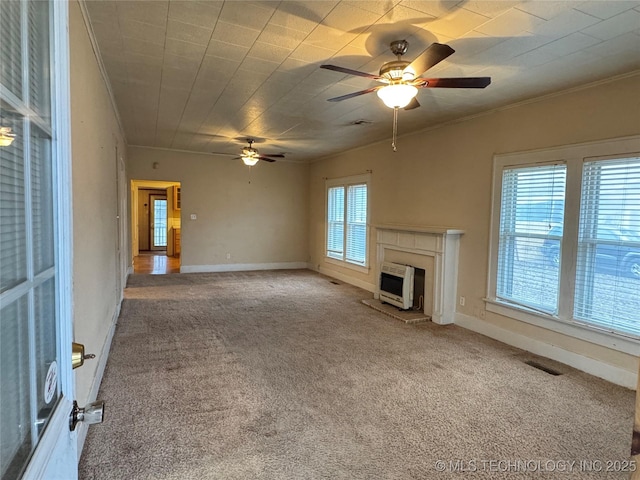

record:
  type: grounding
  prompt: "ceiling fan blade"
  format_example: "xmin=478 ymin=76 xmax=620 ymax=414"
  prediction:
xmin=261 ymin=153 xmax=285 ymax=158
xmin=420 ymin=77 xmax=491 ymax=88
xmin=405 ymin=43 xmax=454 ymax=77
xmin=258 ymin=156 xmax=277 ymax=163
xmin=327 ymin=86 xmax=381 ymax=102
xmin=404 ymin=97 xmax=420 ymax=110
xmin=320 ymin=64 xmax=381 ymax=80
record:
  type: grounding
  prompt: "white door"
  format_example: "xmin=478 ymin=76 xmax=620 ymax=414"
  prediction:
xmin=0 ymin=1 xmax=77 ymax=479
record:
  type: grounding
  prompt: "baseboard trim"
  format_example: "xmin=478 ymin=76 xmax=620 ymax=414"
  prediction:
xmin=76 ymin=300 xmax=120 ymax=459
xmin=180 ymin=262 xmax=308 ymax=274
xmin=315 ymin=265 xmax=377 ymax=293
xmin=455 ymin=312 xmax=637 ymax=389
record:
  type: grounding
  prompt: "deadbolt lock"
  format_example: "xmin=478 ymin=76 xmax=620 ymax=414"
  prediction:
xmin=72 ymin=342 xmax=96 ymax=369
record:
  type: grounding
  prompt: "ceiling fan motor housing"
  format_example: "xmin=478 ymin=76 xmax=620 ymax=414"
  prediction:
xmin=242 ymin=146 xmax=258 ymax=157
xmin=389 ymin=39 xmax=409 ymax=56
xmin=380 ymin=60 xmax=413 ymax=81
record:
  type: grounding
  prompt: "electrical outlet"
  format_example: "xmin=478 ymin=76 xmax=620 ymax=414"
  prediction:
xmin=226 ymin=253 xmax=231 ymax=260
xmin=190 ymin=213 xmax=197 ymax=220
xmin=459 ymin=296 xmax=465 ymax=307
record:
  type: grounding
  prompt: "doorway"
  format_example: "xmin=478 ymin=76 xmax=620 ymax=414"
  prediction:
xmin=149 ymin=194 xmax=167 ymax=251
xmin=131 ymin=180 xmax=181 ymax=274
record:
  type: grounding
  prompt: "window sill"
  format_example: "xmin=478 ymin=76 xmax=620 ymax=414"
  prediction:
xmin=484 ymin=298 xmax=639 ymax=356
xmin=325 ymin=257 xmax=370 ymax=274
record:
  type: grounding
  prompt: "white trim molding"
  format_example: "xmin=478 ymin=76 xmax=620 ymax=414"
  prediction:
xmin=456 ymin=312 xmax=637 ymax=389
xmin=180 ymin=262 xmax=309 ymax=274
xmin=76 ymin=310 xmax=118 ymax=457
xmin=485 ymin=299 xmax=640 ymax=357
xmin=315 ymin=264 xmax=377 ymax=293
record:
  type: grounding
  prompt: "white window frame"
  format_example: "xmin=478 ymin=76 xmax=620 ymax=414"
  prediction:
xmin=325 ymin=173 xmax=370 ymax=272
xmin=487 ymin=135 xmax=640 ymax=355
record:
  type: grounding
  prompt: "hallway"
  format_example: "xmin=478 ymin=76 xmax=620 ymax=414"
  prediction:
xmin=133 ymin=252 xmax=180 ymax=274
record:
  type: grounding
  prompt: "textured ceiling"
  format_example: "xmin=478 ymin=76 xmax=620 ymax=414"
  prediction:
xmin=84 ymin=0 xmax=640 ymax=162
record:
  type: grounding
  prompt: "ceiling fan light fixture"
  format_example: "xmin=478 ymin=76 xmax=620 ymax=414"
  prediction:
xmin=241 ymin=154 xmax=259 ymax=166
xmin=0 ymin=127 xmax=16 ymax=147
xmin=377 ymin=84 xmax=418 ymax=109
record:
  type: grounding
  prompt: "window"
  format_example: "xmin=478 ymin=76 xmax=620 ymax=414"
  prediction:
xmin=489 ymin=137 xmax=640 ymax=345
xmin=574 ymin=158 xmax=640 ymax=336
xmin=496 ymin=164 xmax=566 ymax=314
xmin=326 ymin=175 xmax=369 ymax=267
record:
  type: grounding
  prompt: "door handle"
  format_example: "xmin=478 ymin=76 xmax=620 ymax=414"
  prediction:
xmin=69 ymin=400 xmax=105 ymax=431
xmin=72 ymin=342 xmax=96 ymax=369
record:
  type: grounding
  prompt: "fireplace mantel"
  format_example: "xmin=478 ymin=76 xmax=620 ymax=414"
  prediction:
xmin=375 ymin=224 xmax=464 ymax=235
xmin=375 ymin=225 xmax=464 ymax=325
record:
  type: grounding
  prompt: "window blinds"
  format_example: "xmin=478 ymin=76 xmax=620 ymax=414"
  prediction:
xmin=327 ymin=186 xmax=344 ymax=258
xmin=574 ymin=157 xmax=640 ymax=335
xmin=497 ymin=164 xmax=566 ymax=313
xmin=0 ymin=110 xmax=27 ymax=293
xmin=28 ymin=0 xmax=51 ymax=120
xmin=346 ymin=184 xmax=367 ymax=265
xmin=326 ymin=182 xmax=367 ymax=265
xmin=31 ymin=126 xmax=55 ymax=275
xmin=0 ymin=1 xmax=23 ymax=99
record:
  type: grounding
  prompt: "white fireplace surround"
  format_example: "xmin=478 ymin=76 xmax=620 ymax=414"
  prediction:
xmin=375 ymin=225 xmax=463 ymax=325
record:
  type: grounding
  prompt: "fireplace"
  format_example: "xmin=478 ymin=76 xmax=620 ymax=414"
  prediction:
xmin=375 ymin=225 xmax=464 ymax=325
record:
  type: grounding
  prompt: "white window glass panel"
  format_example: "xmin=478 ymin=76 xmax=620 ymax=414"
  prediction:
xmin=153 ymin=199 xmax=167 ymax=247
xmin=346 ymin=184 xmax=367 ymax=265
xmin=31 ymin=125 xmax=54 ymax=274
xmin=34 ymin=278 xmax=60 ymax=423
xmin=0 ymin=0 xmax=23 ymax=99
xmin=327 ymin=186 xmax=344 ymax=258
xmin=496 ymin=164 xmax=566 ymax=313
xmin=574 ymin=157 xmax=640 ymax=335
xmin=28 ymin=1 xmax=50 ymax=123
xmin=0 ymin=296 xmax=31 ymax=479
xmin=0 ymin=106 xmax=27 ymax=293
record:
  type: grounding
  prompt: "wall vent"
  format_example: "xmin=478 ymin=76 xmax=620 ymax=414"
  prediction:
xmin=524 ymin=360 xmax=562 ymax=376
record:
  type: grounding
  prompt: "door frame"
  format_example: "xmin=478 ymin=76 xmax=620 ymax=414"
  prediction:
xmin=149 ymin=194 xmax=168 ymax=251
xmin=115 ymin=148 xmax=128 ymax=292
xmin=130 ymin=180 xmax=181 ymax=259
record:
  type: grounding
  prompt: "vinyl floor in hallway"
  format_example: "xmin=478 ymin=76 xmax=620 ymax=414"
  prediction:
xmin=133 ymin=252 xmax=180 ymax=274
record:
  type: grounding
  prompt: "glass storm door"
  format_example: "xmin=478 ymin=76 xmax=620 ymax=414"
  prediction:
xmin=0 ymin=1 xmax=76 ymax=479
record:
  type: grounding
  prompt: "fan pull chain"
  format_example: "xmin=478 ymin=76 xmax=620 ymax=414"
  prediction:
xmin=392 ymin=106 xmax=398 ymax=152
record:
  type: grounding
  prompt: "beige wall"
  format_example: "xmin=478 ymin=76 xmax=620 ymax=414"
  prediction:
xmin=127 ymin=147 xmax=309 ymax=270
xmin=309 ymin=73 xmax=640 ymax=383
xmin=70 ymin=1 xmax=128 ymax=406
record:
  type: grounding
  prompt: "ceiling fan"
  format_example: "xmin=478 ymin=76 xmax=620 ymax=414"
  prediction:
xmin=321 ymin=40 xmax=491 ymax=150
xmin=213 ymin=139 xmax=285 ymax=166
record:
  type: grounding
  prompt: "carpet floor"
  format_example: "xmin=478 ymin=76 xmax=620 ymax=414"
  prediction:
xmin=79 ymin=270 xmax=635 ymax=479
